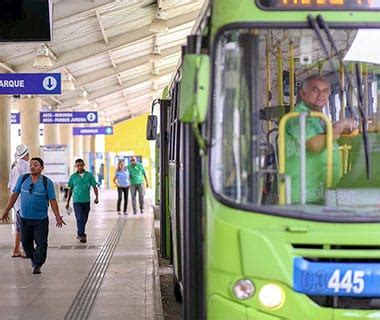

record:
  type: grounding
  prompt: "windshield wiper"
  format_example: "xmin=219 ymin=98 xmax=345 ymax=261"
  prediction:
xmin=308 ymin=15 xmax=371 ymax=179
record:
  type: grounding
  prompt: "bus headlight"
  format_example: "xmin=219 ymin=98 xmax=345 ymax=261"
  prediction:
xmin=232 ymin=279 xmax=255 ymax=300
xmin=258 ymin=284 xmax=285 ymax=309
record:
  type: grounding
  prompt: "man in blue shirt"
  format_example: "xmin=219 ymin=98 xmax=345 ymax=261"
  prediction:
xmin=1 ymin=158 xmax=65 ymax=274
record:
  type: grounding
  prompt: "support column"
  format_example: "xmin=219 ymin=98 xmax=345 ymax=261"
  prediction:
xmin=20 ymin=97 xmax=41 ymax=157
xmin=44 ymin=124 xmax=59 ymax=145
xmin=83 ymin=135 xmax=91 ymax=170
xmin=0 ymin=96 xmax=11 ymax=212
xmin=59 ymin=124 xmax=74 ymax=175
xmin=90 ymin=136 xmax=96 ymax=175
xmin=73 ymin=135 xmax=83 ymax=159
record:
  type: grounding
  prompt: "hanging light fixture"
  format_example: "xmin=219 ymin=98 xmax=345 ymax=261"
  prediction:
xmin=77 ymin=90 xmax=89 ymax=105
xmin=151 ymin=67 xmax=160 ymax=76
xmin=151 ymin=75 xmax=161 ymax=82
xmin=33 ymin=46 xmax=53 ymax=69
xmin=151 ymin=60 xmax=160 ymax=76
xmin=149 ymin=35 xmax=162 ymax=63
xmin=149 ymin=20 xmax=168 ymax=33
xmin=149 ymin=9 xmax=168 ymax=33
xmin=61 ymin=74 xmax=75 ymax=91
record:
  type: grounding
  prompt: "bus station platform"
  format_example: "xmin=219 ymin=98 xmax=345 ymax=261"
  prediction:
xmin=0 ymin=189 xmax=163 ymax=320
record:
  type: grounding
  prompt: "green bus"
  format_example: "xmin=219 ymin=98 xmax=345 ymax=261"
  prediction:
xmin=147 ymin=1 xmax=380 ymax=319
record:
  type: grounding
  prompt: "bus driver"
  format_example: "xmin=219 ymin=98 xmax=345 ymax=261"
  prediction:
xmin=285 ymin=75 xmax=356 ymax=204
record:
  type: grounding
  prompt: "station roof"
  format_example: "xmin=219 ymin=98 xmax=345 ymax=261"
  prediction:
xmin=0 ymin=0 xmax=204 ymax=124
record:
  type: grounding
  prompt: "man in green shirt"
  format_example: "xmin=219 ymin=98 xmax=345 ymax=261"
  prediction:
xmin=65 ymin=159 xmax=98 ymax=243
xmin=285 ymin=75 xmax=355 ymax=203
xmin=127 ymin=156 xmax=149 ymax=214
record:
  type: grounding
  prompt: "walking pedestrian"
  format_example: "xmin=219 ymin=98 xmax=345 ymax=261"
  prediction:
xmin=127 ymin=157 xmax=149 ymax=215
xmin=113 ymin=160 xmax=130 ymax=215
xmin=98 ymin=163 xmax=104 ymax=187
xmin=7 ymin=144 xmax=30 ymax=258
xmin=1 ymin=157 xmax=66 ymax=274
xmin=65 ymin=159 xmax=98 ymax=243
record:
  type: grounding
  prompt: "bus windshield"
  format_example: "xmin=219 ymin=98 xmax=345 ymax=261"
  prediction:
xmin=210 ymin=26 xmax=380 ymax=221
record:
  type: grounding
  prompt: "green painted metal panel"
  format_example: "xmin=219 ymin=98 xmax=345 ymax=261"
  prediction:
xmin=166 ymin=0 xmax=380 ymax=317
xmin=211 ymin=0 xmax=380 ymax=38
xmin=179 ymin=54 xmax=210 ymax=123
xmin=164 ymin=174 xmax=171 ymax=258
xmin=204 ymin=177 xmax=380 ymax=318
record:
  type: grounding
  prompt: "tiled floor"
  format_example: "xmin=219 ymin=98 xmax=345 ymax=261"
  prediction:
xmin=0 ymin=189 xmax=163 ymax=320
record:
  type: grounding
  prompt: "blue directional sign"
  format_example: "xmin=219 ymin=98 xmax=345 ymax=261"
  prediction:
xmin=41 ymin=111 xmax=98 ymax=124
xmin=0 ymin=73 xmax=61 ymax=95
xmin=73 ymin=126 xmax=113 ymax=136
xmin=11 ymin=113 xmax=20 ymax=124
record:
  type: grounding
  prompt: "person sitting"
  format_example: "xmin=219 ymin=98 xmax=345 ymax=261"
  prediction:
xmin=285 ymin=75 xmax=355 ymax=204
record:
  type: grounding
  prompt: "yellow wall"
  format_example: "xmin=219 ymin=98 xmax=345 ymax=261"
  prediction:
xmin=105 ymin=114 xmax=152 ymax=188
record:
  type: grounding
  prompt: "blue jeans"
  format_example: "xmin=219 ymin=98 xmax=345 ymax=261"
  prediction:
xmin=20 ymin=217 xmax=49 ymax=267
xmin=73 ymin=202 xmax=91 ymax=237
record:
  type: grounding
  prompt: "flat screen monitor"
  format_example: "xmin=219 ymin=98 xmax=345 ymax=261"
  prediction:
xmin=0 ymin=0 xmax=52 ymax=41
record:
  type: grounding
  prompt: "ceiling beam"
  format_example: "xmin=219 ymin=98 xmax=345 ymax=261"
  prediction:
xmin=0 ymin=62 xmax=15 ymax=73
xmin=54 ymin=0 xmax=154 ymax=26
xmin=75 ymin=45 xmax=180 ymax=87
xmin=98 ymin=87 xmax=165 ymax=115
xmin=96 ymin=10 xmax=109 ymax=45
xmin=54 ymin=0 xmax=116 ymax=23
xmin=58 ymin=67 xmax=175 ymax=109
xmin=17 ymin=11 xmax=200 ymax=73
xmin=112 ymin=105 xmax=151 ymax=124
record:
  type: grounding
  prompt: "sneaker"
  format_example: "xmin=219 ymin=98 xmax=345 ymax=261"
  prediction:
xmin=80 ymin=236 xmax=87 ymax=243
xmin=133 ymin=211 xmax=137 ymax=215
xmin=117 ymin=211 xmax=121 ymax=215
xmin=123 ymin=212 xmax=128 ymax=216
xmin=32 ymin=266 xmax=41 ymax=274
xmin=140 ymin=209 xmax=144 ymax=214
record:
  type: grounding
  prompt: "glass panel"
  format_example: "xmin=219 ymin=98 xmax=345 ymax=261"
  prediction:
xmin=210 ymin=27 xmax=380 ymax=220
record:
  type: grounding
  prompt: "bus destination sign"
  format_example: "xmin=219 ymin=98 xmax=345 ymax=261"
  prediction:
xmin=257 ymin=0 xmax=380 ymax=10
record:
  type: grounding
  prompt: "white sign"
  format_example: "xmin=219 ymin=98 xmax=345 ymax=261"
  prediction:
xmin=40 ymin=144 xmax=69 ymax=183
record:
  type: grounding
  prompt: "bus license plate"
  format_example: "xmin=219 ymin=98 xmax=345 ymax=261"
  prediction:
xmin=293 ymin=257 xmax=380 ymax=296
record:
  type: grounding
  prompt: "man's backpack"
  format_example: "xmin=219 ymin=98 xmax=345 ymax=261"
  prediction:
xmin=20 ymin=174 xmax=49 ymax=201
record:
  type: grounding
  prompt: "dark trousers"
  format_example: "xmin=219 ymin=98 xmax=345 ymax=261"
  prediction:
xmin=130 ymin=184 xmax=144 ymax=213
xmin=117 ymin=187 xmax=129 ymax=212
xmin=73 ymin=202 xmax=91 ymax=237
xmin=20 ymin=217 xmax=49 ymax=268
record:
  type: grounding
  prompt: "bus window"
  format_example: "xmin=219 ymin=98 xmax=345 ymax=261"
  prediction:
xmin=210 ymin=27 xmax=380 ymax=221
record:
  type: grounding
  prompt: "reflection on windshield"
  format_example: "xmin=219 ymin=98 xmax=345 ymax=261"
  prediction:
xmin=210 ymin=28 xmax=380 ymax=220
xmin=344 ymin=29 xmax=380 ymax=65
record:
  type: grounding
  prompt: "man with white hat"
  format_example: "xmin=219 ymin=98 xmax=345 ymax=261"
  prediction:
xmin=7 ymin=144 xmax=29 ymax=257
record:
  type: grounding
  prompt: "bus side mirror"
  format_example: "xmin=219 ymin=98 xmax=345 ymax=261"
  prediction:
xmin=146 ymin=115 xmax=158 ymax=140
xmin=179 ymin=54 xmax=209 ymax=124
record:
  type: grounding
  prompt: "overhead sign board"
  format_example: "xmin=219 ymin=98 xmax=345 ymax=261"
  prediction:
xmin=41 ymin=111 xmax=98 ymax=124
xmin=0 ymin=73 xmax=61 ymax=95
xmin=73 ymin=126 xmax=113 ymax=136
xmin=11 ymin=113 xmax=20 ymax=124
